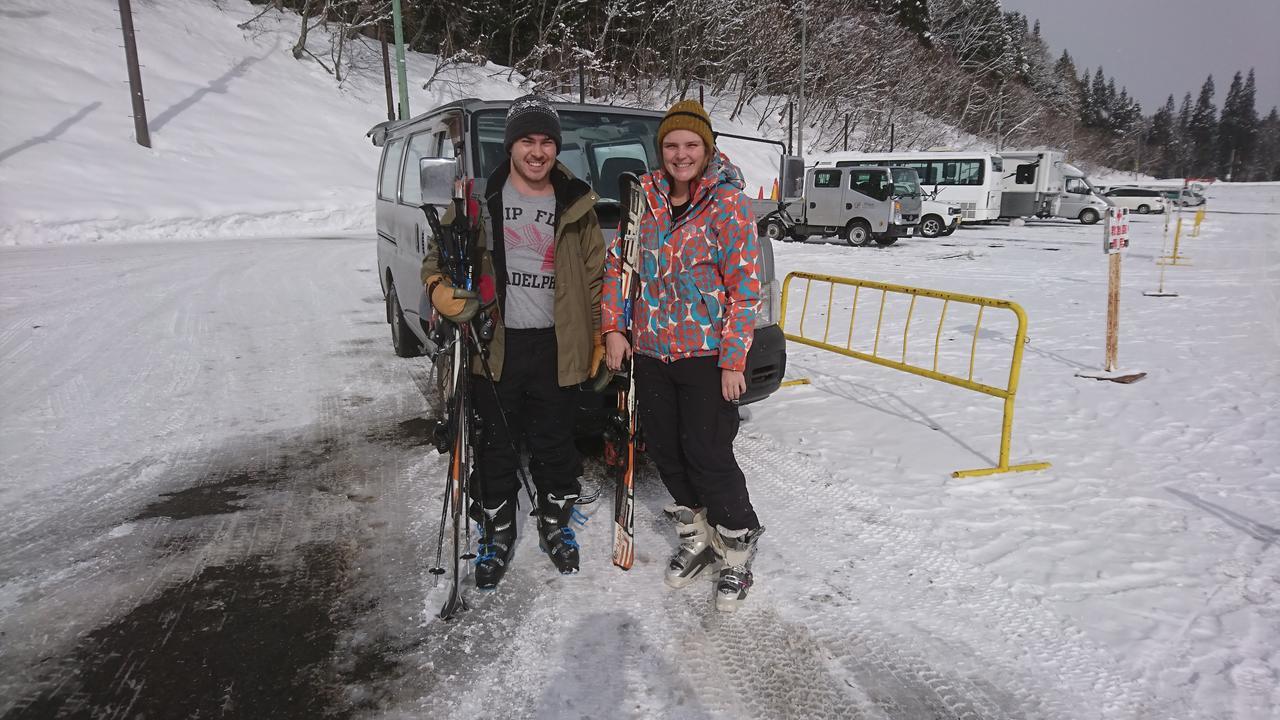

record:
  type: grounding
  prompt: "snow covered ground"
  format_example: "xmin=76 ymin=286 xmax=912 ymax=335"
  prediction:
xmin=2 ymin=1 xmax=1278 ymax=718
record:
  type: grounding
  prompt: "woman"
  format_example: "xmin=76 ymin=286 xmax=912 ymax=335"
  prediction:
xmin=601 ymin=100 xmax=764 ymax=612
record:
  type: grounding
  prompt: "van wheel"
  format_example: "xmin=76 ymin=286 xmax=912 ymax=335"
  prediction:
xmin=918 ymin=214 xmax=944 ymax=238
xmin=875 ymin=238 xmax=898 ymax=247
xmin=1079 ymin=208 xmax=1100 ymax=225
xmin=1137 ymin=204 xmax=1150 ymax=214
xmin=388 ymin=280 xmax=422 ymax=358
xmin=844 ymin=220 xmax=874 ymax=247
xmin=759 ymin=217 xmax=790 ymax=242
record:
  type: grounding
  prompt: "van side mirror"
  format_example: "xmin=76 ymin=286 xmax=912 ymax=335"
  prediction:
xmin=419 ymin=157 xmax=456 ymax=207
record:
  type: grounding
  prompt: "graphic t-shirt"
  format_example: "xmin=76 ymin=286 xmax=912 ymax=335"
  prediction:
xmin=501 ymin=184 xmax=557 ymax=329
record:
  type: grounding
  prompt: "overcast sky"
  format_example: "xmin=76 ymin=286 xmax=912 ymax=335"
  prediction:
xmin=1001 ymin=0 xmax=1280 ymax=115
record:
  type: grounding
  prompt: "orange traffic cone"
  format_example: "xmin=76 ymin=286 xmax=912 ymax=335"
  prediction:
xmin=758 ymin=186 xmax=764 ymax=199
xmin=770 ymin=179 xmax=779 ymax=200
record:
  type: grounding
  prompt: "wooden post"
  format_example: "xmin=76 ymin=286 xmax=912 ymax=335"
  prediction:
xmin=1105 ymin=253 xmax=1121 ymax=371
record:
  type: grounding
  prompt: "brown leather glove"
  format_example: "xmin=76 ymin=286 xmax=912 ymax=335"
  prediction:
xmin=426 ymin=274 xmax=479 ymax=323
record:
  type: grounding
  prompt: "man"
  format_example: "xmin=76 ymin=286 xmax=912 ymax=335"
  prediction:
xmin=422 ymin=95 xmax=606 ymax=590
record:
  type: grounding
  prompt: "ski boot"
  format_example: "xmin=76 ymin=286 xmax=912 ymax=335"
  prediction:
xmin=536 ymin=492 xmax=581 ymax=574
xmin=470 ymin=496 xmax=517 ymax=590
xmin=662 ymin=504 xmax=717 ymax=589
xmin=713 ymin=525 xmax=765 ymax=612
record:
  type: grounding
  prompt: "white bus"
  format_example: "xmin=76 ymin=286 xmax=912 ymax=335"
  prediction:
xmin=818 ymin=151 xmax=1004 ymax=222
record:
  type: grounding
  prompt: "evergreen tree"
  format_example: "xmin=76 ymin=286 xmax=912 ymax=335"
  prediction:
xmin=1252 ymin=107 xmax=1280 ymax=181
xmin=1173 ymin=92 xmax=1194 ymax=177
xmin=1148 ymin=95 xmax=1176 ymax=176
xmin=1189 ymin=75 xmax=1217 ymax=175
xmin=1217 ymin=71 xmax=1245 ymax=177
xmin=1218 ymin=68 xmax=1260 ymax=179
xmin=889 ymin=0 xmax=931 ymax=45
xmin=1086 ymin=67 xmax=1107 ymax=127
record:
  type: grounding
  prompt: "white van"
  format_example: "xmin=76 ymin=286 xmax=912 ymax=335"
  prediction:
xmin=1057 ymin=163 xmax=1111 ymax=224
xmin=366 ymin=98 xmax=787 ymax=405
xmin=1102 ymin=187 xmax=1166 ymax=214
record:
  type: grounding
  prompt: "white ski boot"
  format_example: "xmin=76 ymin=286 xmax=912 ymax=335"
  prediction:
xmin=713 ymin=525 xmax=765 ymax=612
xmin=662 ymin=504 xmax=717 ymax=588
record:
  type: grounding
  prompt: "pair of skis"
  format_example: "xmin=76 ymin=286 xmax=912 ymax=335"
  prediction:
xmin=421 ymin=166 xmax=481 ymax=621
xmin=611 ymin=172 xmax=647 ymax=571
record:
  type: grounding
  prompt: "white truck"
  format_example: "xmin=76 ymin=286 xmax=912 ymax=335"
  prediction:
xmin=1056 ymin=163 xmax=1111 ymax=224
xmin=998 ymin=150 xmax=1066 ymax=218
xmin=753 ymin=163 xmax=924 ymax=247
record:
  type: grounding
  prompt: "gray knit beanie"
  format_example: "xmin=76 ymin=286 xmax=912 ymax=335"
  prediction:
xmin=504 ymin=95 xmax=562 ymax=153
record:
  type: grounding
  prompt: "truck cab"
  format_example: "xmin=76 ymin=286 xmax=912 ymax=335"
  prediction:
xmin=1057 ymin=163 xmax=1111 ymax=224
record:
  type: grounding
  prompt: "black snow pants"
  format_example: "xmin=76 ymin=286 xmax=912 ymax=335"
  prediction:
xmin=471 ymin=327 xmax=580 ymax=506
xmin=633 ymin=354 xmax=759 ymax=531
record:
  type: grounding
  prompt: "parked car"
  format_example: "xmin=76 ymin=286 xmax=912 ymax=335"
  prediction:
xmin=917 ymin=198 xmax=962 ymax=237
xmin=367 ymin=98 xmax=786 ymax=406
xmin=1161 ymin=189 xmax=1206 ymax=207
xmin=1103 ymin=187 xmax=1166 ymax=214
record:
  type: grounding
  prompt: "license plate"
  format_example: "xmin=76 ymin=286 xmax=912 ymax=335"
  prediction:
xmin=905 ymin=227 xmax=913 ymax=236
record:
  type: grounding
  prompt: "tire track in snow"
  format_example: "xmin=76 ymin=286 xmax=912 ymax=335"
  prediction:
xmin=734 ymin=431 xmax=1154 ymax=718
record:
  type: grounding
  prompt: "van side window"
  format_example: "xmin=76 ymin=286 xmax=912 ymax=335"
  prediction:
xmin=378 ymin=137 xmax=406 ymax=202
xmin=1015 ymin=163 xmax=1037 ymax=185
xmin=400 ymin=132 xmax=438 ymax=206
xmin=812 ymin=170 xmax=840 ymax=189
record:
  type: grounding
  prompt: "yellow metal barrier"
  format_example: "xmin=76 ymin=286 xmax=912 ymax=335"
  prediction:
xmin=779 ymin=271 xmax=1050 ymax=478
xmin=1192 ymin=207 xmax=1206 ymax=237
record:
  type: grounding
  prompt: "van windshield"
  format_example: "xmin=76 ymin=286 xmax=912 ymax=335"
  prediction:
xmin=473 ymin=109 xmax=662 ymax=202
xmin=889 ymin=167 xmax=922 ymax=198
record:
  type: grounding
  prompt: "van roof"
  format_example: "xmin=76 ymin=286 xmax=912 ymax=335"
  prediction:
xmin=367 ymin=97 xmax=665 ymax=145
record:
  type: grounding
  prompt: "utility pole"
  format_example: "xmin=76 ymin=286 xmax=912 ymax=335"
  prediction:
xmin=117 ymin=0 xmax=151 ymax=148
xmin=391 ymin=0 xmax=410 ymax=120
xmin=797 ymin=1 xmax=806 ymax=158
xmin=380 ymin=23 xmax=394 ymax=121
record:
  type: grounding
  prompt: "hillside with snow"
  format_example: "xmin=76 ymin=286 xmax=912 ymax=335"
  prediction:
xmin=0 ymin=0 xmax=1019 ymax=246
